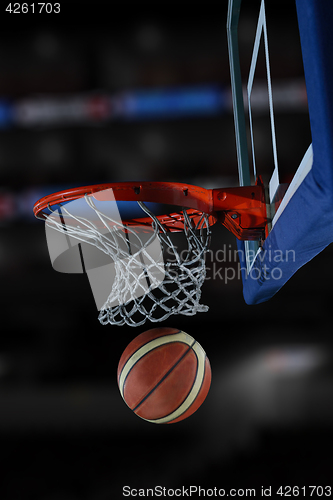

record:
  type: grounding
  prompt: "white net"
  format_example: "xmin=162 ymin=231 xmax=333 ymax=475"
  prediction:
xmin=45 ymin=194 xmax=211 ymax=327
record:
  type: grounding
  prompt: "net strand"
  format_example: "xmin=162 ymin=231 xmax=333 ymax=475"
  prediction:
xmin=45 ymin=196 xmax=211 ymax=327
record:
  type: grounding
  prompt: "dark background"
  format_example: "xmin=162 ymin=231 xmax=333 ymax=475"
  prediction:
xmin=0 ymin=1 xmax=332 ymax=499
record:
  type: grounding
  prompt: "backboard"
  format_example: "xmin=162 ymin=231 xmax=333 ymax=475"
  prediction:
xmin=227 ymin=0 xmax=333 ymax=304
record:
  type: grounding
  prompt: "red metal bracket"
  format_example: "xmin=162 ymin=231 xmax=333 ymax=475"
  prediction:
xmin=212 ymin=181 xmax=268 ymax=241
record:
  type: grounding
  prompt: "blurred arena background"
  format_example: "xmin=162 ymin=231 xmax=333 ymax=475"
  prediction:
xmin=0 ymin=1 xmax=332 ymax=498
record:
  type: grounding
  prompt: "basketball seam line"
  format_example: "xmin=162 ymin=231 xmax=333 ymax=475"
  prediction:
xmin=119 ymin=331 xmax=184 ymax=394
xmin=132 ymin=340 xmax=196 ymax=413
xmin=118 ymin=329 xmax=182 ymax=377
xmin=151 ymin=345 xmax=208 ymax=424
xmin=166 ymin=348 xmax=200 ymax=423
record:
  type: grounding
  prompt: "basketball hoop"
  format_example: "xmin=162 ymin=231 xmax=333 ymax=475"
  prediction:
xmin=34 ymin=181 xmax=268 ymax=326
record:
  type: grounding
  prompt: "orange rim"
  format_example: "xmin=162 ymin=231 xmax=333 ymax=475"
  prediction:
xmin=33 ymin=181 xmax=217 ymax=232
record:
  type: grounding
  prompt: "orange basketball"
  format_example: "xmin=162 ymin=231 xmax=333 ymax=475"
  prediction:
xmin=117 ymin=327 xmax=211 ymax=424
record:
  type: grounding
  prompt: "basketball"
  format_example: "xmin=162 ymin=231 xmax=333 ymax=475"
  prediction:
xmin=117 ymin=327 xmax=211 ymax=424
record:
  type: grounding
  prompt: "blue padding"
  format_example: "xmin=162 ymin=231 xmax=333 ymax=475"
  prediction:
xmin=242 ymin=0 xmax=333 ymax=304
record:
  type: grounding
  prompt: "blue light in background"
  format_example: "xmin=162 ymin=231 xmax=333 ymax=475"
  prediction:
xmin=0 ymin=100 xmax=13 ymax=127
xmin=122 ymin=86 xmax=228 ymax=119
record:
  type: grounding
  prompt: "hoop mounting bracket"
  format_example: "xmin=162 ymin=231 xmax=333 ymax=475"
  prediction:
xmin=212 ymin=182 xmax=268 ymax=241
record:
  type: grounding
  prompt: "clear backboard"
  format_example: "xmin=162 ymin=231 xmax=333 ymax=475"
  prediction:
xmin=227 ymin=0 xmax=333 ymax=304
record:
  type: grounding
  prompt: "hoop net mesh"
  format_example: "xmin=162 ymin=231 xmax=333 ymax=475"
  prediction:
xmin=45 ymin=195 xmax=211 ymax=327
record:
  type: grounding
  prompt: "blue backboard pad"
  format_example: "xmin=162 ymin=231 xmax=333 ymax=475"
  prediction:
xmin=236 ymin=0 xmax=333 ymax=304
